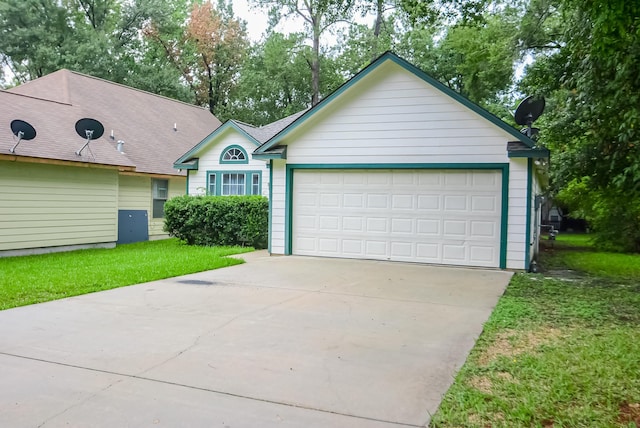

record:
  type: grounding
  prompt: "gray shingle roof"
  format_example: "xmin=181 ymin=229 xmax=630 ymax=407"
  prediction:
xmin=3 ymin=69 xmax=221 ymax=175
xmin=233 ymin=110 xmax=307 ymax=143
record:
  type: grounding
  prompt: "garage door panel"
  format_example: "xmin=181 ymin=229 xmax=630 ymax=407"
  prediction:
xmin=444 ymin=195 xmax=468 ymax=211
xmin=392 ymin=194 xmax=414 ymax=209
xmin=471 ymin=195 xmax=498 ymax=212
xmin=293 ymin=169 xmax=501 ymax=267
xmin=417 ymin=195 xmax=440 ymax=210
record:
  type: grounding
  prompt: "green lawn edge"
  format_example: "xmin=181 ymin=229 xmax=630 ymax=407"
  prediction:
xmin=0 ymin=239 xmax=253 ymax=310
xmin=430 ymin=237 xmax=640 ymax=427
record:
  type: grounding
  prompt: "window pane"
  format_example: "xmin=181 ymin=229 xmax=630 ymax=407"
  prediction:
xmin=153 ymin=179 xmax=168 ymax=199
xmin=208 ymin=174 xmax=216 ymax=195
xmin=152 ymin=179 xmax=169 ymax=218
xmin=223 ymin=148 xmax=245 ymax=161
xmin=222 ymin=173 xmax=245 ymax=195
xmin=252 ymin=173 xmax=260 ymax=195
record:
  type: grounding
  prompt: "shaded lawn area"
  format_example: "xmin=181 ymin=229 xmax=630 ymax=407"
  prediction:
xmin=431 ymin=234 xmax=640 ymax=427
xmin=0 ymin=239 xmax=252 ymax=310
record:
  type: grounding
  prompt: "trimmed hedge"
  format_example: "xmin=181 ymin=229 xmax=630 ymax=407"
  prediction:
xmin=163 ymin=195 xmax=268 ymax=248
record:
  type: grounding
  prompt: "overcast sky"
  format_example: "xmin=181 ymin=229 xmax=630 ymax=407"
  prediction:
xmin=232 ymin=0 xmax=305 ymax=41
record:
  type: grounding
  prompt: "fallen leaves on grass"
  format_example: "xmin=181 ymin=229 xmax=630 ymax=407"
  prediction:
xmin=477 ymin=327 xmax=564 ymax=366
xmin=619 ymin=402 xmax=640 ymax=426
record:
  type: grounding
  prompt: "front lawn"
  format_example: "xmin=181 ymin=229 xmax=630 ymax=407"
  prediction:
xmin=0 ymin=239 xmax=252 ymax=310
xmin=430 ymin=235 xmax=640 ymax=427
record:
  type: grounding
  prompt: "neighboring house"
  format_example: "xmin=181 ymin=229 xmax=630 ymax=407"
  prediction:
xmin=0 ymin=70 xmax=220 ymax=256
xmin=174 ymin=112 xmax=305 ymax=197
xmin=216 ymin=51 xmax=543 ymax=271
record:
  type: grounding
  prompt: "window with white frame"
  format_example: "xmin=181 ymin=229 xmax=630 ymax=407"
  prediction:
xmin=223 ymin=148 xmax=245 ymax=161
xmin=222 ymin=173 xmax=245 ymax=195
xmin=207 ymin=171 xmax=261 ymax=196
xmin=152 ymin=179 xmax=168 ymax=218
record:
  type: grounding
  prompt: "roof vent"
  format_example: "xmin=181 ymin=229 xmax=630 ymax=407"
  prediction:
xmin=9 ymin=119 xmax=37 ymax=153
xmin=116 ymin=140 xmax=125 ymax=153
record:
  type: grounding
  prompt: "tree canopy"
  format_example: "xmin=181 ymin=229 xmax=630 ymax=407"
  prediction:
xmin=1 ymin=0 xmax=638 ymax=250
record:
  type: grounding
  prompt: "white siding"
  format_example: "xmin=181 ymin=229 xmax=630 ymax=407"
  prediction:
xmin=282 ymin=61 xmax=515 ymax=165
xmin=270 ymin=160 xmax=287 ymax=254
xmin=267 ymin=59 xmax=533 ymax=269
xmin=506 ymin=159 xmax=528 ymax=270
xmin=0 ymin=161 xmax=118 ymax=252
xmin=187 ymin=129 xmax=269 ymax=197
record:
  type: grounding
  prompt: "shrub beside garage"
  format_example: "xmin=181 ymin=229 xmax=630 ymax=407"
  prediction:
xmin=164 ymin=195 xmax=268 ymax=249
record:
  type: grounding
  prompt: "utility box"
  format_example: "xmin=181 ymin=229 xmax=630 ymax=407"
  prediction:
xmin=117 ymin=210 xmax=149 ymax=244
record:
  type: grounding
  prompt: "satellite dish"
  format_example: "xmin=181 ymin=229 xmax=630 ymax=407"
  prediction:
xmin=514 ymin=96 xmax=545 ymax=138
xmin=9 ymin=119 xmax=36 ymax=153
xmin=75 ymin=118 xmax=104 ymax=140
xmin=75 ymin=118 xmax=104 ymax=156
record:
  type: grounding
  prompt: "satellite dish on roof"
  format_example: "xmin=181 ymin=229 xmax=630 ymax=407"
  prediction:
xmin=9 ymin=119 xmax=37 ymax=153
xmin=514 ymin=96 xmax=545 ymax=138
xmin=75 ymin=118 xmax=104 ymax=156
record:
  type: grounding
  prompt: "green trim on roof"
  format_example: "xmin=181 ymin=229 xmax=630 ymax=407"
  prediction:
xmin=255 ymin=51 xmax=536 ymax=155
xmin=252 ymin=146 xmax=287 ymax=160
xmin=174 ymin=159 xmax=199 ymax=170
xmin=508 ymin=148 xmax=550 ymax=158
xmin=173 ymin=120 xmax=261 ymax=168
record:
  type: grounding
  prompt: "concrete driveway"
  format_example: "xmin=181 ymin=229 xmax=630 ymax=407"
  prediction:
xmin=0 ymin=252 xmax=511 ymax=427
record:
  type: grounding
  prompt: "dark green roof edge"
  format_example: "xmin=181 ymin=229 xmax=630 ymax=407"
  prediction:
xmin=174 ymin=159 xmax=199 ymax=170
xmin=508 ymin=148 xmax=550 ymax=158
xmin=174 ymin=120 xmax=261 ymax=168
xmin=253 ymin=151 xmax=286 ymax=160
xmin=255 ymin=51 xmax=536 ymax=154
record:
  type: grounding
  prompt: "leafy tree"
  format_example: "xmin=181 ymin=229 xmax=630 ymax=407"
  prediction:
xmin=0 ymin=0 xmax=74 ymax=82
xmin=252 ymin=0 xmax=354 ymax=105
xmin=144 ymin=0 xmax=249 ymax=117
xmin=521 ymin=0 xmax=640 ymax=251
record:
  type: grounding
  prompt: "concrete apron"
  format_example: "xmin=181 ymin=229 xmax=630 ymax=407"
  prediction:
xmin=0 ymin=252 xmax=512 ymax=428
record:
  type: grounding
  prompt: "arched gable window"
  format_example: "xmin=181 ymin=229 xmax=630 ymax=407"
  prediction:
xmin=220 ymin=145 xmax=249 ymax=164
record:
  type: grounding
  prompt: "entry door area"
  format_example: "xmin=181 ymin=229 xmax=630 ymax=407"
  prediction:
xmin=291 ymin=169 xmax=502 ymax=267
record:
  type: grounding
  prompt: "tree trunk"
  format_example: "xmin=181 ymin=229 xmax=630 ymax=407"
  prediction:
xmin=311 ymin=20 xmax=320 ymax=106
xmin=372 ymin=0 xmax=383 ymax=61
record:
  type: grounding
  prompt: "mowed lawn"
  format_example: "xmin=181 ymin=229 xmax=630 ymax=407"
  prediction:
xmin=431 ymin=234 xmax=640 ymax=427
xmin=0 ymin=239 xmax=252 ymax=310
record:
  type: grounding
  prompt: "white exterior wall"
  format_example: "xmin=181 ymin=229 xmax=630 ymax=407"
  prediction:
xmin=284 ymin=62 xmax=515 ymax=165
xmin=268 ymin=60 xmax=532 ymax=269
xmin=506 ymin=159 xmax=528 ymax=270
xmin=270 ymin=159 xmax=287 ymax=254
xmin=187 ymin=129 xmax=269 ymax=197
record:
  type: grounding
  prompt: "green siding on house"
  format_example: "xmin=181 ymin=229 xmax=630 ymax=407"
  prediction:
xmin=0 ymin=161 xmax=118 ymax=251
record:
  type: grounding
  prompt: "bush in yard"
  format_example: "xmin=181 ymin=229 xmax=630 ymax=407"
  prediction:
xmin=164 ymin=195 xmax=268 ymax=249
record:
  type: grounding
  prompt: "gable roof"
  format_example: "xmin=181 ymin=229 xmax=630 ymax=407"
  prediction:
xmin=254 ymin=51 xmax=537 ymax=157
xmin=174 ymin=110 xmax=306 ymax=168
xmin=4 ymin=69 xmax=221 ymax=175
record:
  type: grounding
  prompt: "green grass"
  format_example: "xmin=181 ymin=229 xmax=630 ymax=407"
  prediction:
xmin=546 ymin=233 xmax=640 ymax=279
xmin=431 ymin=240 xmax=640 ymax=427
xmin=555 ymin=232 xmax=595 ymax=248
xmin=0 ymin=239 xmax=252 ymax=310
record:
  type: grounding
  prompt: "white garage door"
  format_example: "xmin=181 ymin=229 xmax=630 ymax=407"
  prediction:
xmin=292 ymin=169 xmax=502 ymax=267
